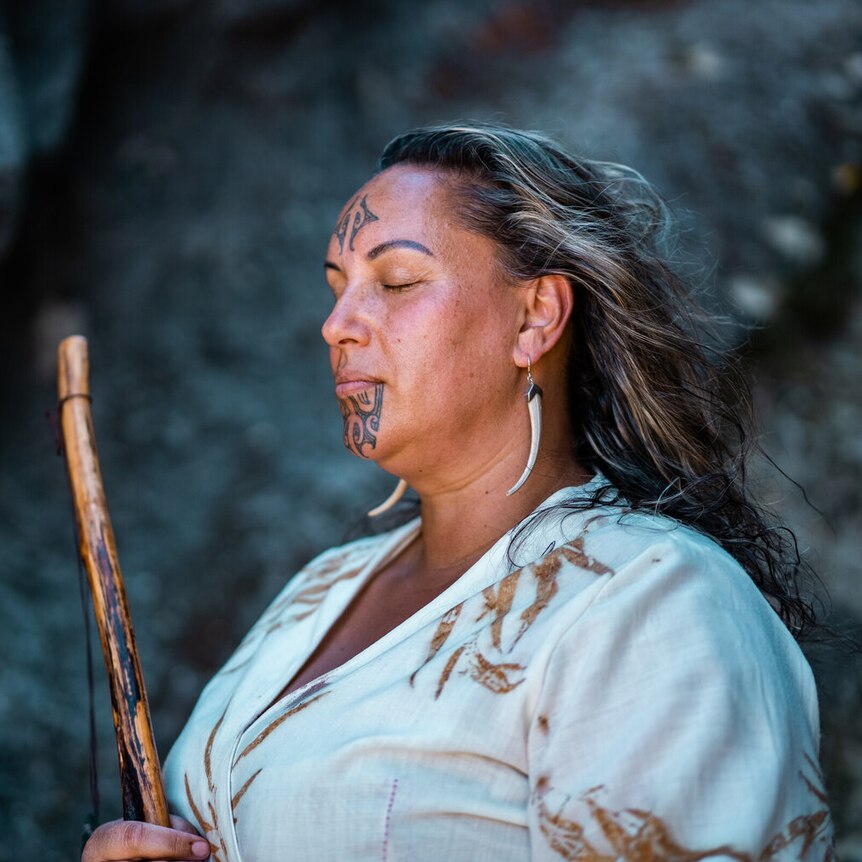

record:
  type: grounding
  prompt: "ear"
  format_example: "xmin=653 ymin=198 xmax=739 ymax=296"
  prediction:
xmin=513 ymin=274 xmax=574 ymax=368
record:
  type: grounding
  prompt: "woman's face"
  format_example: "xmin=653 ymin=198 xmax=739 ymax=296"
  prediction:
xmin=322 ymin=165 xmax=527 ymax=488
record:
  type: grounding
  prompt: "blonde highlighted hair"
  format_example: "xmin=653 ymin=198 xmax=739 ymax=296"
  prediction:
xmin=378 ymin=122 xmax=816 ymax=638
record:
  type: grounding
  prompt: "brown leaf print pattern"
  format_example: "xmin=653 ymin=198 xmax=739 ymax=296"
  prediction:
xmin=218 ymin=654 xmax=253 ymax=677
xmin=515 ymin=553 xmax=563 ymax=645
xmin=263 ymin=552 xmax=351 ymax=617
xmin=432 ymin=642 xmax=525 ymax=699
xmin=233 ymin=688 xmax=330 ymax=765
xmin=534 ymin=764 xmax=833 ymax=862
xmin=800 ymin=752 xmax=829 ymax=805
xmin=216 ymin=558 xmax=361 ymax=678
xmin=560 ymin=537 xmax=614 ymax=577
xmin=434 ymin=644 xmax=467 ymax=699
xmin=203 ymin=683 xmax=331 ymax=829
xmin=410 ymin=602 xmax=465 ymax=686
xmin=515 ymin=540 xmax=614 ymax=645
xmin=255 ymin=550 xmax=364 ymax=635
xmin=415 ymin=532 xmax=614 ymax=697
xmin=756 ymin=754 xmax=834 ymax=861
xmin=464 ymin=649 xmax=526 ymax=694
xmin=477 ymin=569 xmax=522 ymax=649
xmin=417 ymin=570 xmax=533 ymax=696
xmin=231 ymin=768 xmax=262 ymax=821
xmin=184 ymin=712 xmax=229 ymax=862
xmin=534 ymin=776 xmax=614 ymax=862
xmin=282 ymin=565 xmax=364 ymax=623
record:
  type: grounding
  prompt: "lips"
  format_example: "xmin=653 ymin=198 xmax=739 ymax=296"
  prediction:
xmin=334 ymin=373 xmax=382 ymax=398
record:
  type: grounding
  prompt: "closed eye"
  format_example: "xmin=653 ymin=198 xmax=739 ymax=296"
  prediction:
xmin=382 ymin=281 xmax=419 ymax=292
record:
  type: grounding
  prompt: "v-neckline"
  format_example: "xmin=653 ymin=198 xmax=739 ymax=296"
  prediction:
xmin=237 ymin=476 xmax=607 ymax=732
xmin=262 ymin=519 xmax=424 ymax=709
xmin=241 ymin=517 xmax=424 ymax=727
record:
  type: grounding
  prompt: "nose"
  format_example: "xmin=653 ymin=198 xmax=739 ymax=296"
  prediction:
xmin=321 ymin=284 xmax=371 ymax=349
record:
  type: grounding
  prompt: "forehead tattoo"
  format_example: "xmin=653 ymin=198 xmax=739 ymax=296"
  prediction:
xmin=334 ymin=194 xmax=380 ymax=254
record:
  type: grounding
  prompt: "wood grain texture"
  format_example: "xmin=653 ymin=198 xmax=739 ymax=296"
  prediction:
xmin=58 ymin=335 xmax=170 ymax=826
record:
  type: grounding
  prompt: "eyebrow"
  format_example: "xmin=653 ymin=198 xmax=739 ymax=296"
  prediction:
xmin=366 ymin=239 xmax=434 ymax=260
xmin=324 ymin=238 xmax=434 ymax=273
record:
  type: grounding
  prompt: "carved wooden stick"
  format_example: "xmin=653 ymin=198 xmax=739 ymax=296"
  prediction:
xmin=58 ymin=335 xmax=170 ymax=826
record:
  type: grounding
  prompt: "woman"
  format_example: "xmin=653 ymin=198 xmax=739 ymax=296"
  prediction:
xmin=83 ymin=124 xmax=833 ymax=861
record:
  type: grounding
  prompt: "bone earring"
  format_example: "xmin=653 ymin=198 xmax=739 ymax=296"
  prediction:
xmin=506 ymin=357 xmax=543 ymax=496
xmin=367 ymin=478 xmax=409 ymax=517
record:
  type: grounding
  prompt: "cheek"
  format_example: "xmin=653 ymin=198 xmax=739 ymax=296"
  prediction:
xmin=385 ymin=295 xmax=453 ymax=366
xmin=384 ymin=283 xmax=515 ymax=399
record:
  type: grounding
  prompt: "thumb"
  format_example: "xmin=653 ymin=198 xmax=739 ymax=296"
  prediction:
xmin=82 ymin=819 xmax=211 ymax=862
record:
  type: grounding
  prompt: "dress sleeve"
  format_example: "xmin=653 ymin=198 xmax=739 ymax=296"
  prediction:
xmin=526 ymin=534 xmax=833 ymax=862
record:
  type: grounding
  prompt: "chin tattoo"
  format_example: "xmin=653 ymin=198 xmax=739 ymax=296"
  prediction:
xmin=340 ymin=383 xmax=383 ymax=458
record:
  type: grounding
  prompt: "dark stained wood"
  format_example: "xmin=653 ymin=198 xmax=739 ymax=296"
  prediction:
xmin=58 ymin=335 xmax=170 ymax=826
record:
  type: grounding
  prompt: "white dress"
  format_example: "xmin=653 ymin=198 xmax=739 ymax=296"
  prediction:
xmin=162 ymin=479 xmax=834 ymax=861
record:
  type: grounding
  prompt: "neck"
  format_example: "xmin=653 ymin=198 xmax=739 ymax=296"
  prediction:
xmin=380 ymin=355 xmax=590 ymax=584
xmin=413 ymin=449 xmax=590 ymax=575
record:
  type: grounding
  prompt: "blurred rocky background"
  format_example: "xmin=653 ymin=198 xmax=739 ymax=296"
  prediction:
xmin=0 ymin=0 xmax=860 ymax=858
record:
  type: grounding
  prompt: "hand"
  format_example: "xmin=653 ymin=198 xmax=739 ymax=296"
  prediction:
xmin=82 ymin=815 xmax=211 ymax=862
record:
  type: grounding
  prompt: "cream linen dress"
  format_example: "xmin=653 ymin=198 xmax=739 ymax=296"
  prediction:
xmin=162 ymin=480 xmax=833 ymax=861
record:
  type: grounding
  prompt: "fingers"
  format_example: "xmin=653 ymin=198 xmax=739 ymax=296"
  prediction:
xmin=82 ymin=819 xmax=211 ymax=862
xmin=169 ymin=815 xmax=204 ymax=837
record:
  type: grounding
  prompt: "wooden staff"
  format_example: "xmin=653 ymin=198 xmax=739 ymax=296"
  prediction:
xmin=58 ymin=335 xmax=170 ymax=826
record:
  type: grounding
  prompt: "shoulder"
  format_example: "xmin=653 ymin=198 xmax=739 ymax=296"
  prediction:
xmin=529 ymin=503 xmax=784 ymax=634
xmin=513 ymin=502 xmax=818 ymax=721
xmin=293 ymin=530 xmax=393 ymax=584
xmin=569 ymin=509 xmax=793 ymax=651
xmin=217 ymin=524 xmax=416 ymax=671
xmin=530 ymin=505 xmax=819 ymax=734
xmin=525 ymin=510 xmax=830 ymax=858
xmin=575 ymin=510 xmax=763 ymax=607
xmin=263 ymin=522 xmax=417 ymax=615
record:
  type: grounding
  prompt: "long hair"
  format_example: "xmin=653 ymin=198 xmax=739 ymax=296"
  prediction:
xmin=376 ymin=122 xmax=818 ymax=640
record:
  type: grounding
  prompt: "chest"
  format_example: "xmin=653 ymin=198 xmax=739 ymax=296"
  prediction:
xmin=164 ymin=534 xmax=605 ymax=860
xmin=276 ymin=556 xmax=458 ymax=700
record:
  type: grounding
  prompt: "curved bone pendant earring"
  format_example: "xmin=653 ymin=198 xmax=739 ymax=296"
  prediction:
xmin=506 ymin=357 xmax=543 ymax=496
xmin=367 ymin=478 xmax=409 ymax=517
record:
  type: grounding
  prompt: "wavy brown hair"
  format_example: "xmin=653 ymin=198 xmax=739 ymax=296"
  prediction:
xmin=376 ymin=122 xmax=817 ymax=639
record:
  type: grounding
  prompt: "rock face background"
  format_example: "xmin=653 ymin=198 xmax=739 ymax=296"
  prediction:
xmin=1 ymin=0 xmax=860 ymax=858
